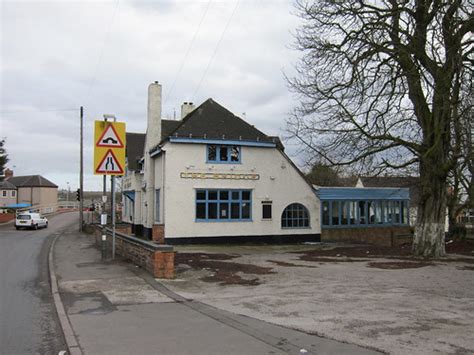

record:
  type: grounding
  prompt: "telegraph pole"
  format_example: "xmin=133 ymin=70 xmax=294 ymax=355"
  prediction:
xmin=79 ymin=106 xmax=84 ymax=232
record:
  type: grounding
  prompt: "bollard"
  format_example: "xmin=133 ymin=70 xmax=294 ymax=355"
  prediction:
xmin=102 ymin=234 xmax=107 ymax=260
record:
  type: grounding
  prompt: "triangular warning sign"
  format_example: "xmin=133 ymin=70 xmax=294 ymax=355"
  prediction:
xmin=96 ymin=124 xmax=124 ymax=148
xmin=95 ymin=149 xmax=124 ymax=174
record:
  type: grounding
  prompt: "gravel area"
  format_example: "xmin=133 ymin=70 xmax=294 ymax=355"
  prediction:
xmin=162 ymin=242 xmax=474 ymax=355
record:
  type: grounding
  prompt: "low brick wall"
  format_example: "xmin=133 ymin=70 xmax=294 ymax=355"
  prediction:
xmin=0 ymin=213 xmax=15 ymax=223
xmin=322 ymin=226 xmax=412 ymax=247
xmin=94 ymin=226 xmax=175 ymax=279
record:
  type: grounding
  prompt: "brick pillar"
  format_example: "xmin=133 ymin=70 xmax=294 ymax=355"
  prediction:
xmin=152 ymin=224 xmax=165 ymax=243
xmin=153 ymin=251 xmax=175 ymax=279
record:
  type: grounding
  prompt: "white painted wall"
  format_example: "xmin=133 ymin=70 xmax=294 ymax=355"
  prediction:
xmin=159 ymin=143 xmax=320 ymax=239
xmin=153 ymin=154 xmax=165 ymax=223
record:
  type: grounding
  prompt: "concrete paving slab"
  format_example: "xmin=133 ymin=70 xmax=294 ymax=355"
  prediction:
xmin=60 ymin=277 xmax=173 ymax=305
xmin=68 ymin=302 xmax=285 ymax=355
xmin=53 ymin=230 xmax=381 ymax=355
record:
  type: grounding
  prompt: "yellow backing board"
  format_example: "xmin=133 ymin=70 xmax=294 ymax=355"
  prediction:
xmin=94 ymin=121 xmax=126 ymax=175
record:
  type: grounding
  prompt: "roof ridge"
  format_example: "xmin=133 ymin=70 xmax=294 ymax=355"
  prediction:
xmin=164 ymin=98 xmax=271 ymax=142
xmin=164 ymin=98 xmax=213 ymax=139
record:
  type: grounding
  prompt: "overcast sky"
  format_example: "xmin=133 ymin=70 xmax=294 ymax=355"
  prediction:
xmin=1 ymin=0 xmax=303 ymax=191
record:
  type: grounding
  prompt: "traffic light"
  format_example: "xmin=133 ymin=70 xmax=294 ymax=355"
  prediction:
xmin=76 ymin=188 xmax=81 ymax=201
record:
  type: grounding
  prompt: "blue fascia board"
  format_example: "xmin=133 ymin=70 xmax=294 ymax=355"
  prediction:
xmin=123 ymin=191 xmax=135 ymax=201
xmin=169 ymin=137 xmax=276 ymax=148
xmin=5 ymin=203 xmax=32 ymax=208
xmin=316 ymin=187 xmax=410 ymax=200
xmin=150 ymin=147 xmax=162 ymax=158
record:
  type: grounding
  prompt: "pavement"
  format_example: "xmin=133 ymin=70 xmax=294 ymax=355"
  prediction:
xmin=51 ymin=229 xmax=380 ymax=355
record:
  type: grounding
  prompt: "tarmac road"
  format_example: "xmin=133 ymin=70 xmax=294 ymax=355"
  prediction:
xmin=0 ymin=212 xmax=77 ymax=354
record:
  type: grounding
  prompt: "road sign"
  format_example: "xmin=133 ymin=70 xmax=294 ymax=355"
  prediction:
xmin=94 ymin=121 xmax=126 ymax=176
xmin=96 ymin=124 xmax=124 ymax=148
xmin=95 ymin=149 xmax=124 ymax=174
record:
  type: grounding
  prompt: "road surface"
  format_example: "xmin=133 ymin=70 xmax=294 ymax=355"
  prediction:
xmin=0 ymin=212 xmax=77 ymax=354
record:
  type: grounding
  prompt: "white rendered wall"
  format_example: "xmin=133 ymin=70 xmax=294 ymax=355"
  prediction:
xmin=153 ymin=154 xmax=165 ymax=223
xmin=160 ymin=143 xmax=321 ymax=239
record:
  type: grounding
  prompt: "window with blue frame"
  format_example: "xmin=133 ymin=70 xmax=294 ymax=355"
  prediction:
xmin=321 ymin=199 xmax=409 ymax=227
xmin=281 ymin=203 xmax=310 ymax=228
xmin=207 ymin=144 xmax=241 ymax=163
xmin=196 ymin=189 xmax=251 ymax=221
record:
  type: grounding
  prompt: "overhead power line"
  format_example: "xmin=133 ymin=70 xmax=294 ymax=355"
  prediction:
xmin=0 ymin=108 xmax=77 ymax=114
xmin=165 ymin=0 xmax=213 ymax=103
xmin=83 ymin=0 xmax=120 ymax=105
xmin=192 ymin=0 xmax=240 ymax=101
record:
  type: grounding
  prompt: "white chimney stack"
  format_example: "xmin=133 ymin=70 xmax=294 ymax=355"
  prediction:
xmin=181 ymin=102 xmax=195 ymax=119
xmin=146 ymin=81 xmax=162 ymax=151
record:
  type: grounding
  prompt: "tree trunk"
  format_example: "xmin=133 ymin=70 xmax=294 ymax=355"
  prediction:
xmin=412 ymin=166 xmax=447 ymax=258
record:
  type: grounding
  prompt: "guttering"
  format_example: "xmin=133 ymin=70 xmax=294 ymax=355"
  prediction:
xmin=168 ymin=137 xmax=276 ymax=148
xmin=150 ymin=147 xmax=162 ymax=158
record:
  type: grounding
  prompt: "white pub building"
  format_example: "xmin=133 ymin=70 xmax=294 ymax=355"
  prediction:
xmin=121 ymin=82 xmax=321 ymax=244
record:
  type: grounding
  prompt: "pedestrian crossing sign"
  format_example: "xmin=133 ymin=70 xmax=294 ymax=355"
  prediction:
xmin=94 ymin=121 xmax=126 ymax=175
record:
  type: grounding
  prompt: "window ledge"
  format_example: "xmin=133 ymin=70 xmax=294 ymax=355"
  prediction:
xmin=281 ymin=226 xmax=311 ymax=230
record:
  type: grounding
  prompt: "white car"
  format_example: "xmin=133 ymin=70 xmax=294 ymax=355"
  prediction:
xmin=15 ymin=213 xmax=48 ymax=230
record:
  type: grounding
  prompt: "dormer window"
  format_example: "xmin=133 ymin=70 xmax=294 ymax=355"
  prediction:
xmin=207 ymin=144 xmax=241 ymax=163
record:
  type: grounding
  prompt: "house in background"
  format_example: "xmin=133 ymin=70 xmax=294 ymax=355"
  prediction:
xmin=122 ymin=82 xmax=321 ymax=244
xmin=6 ymin=174 xmax=58 ymax=213
xmin=0 ymin=180 xmax=17 ymax=209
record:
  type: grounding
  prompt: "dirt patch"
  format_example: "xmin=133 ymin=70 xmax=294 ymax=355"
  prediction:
xmin=445 ymin=239 xmax=474 ymax=256
xmin=176 ymin=252 xmax=240 ymax=262
xmin=436 ymin=258 xmax=474 ymax=264
xmin=296 ymin=241 xmax=474 ymax=262
xmin=367 ymin=261 xmax=434 ymax=269
xmin=176 ymin=252 xmax=275 ymax=286
xmin=295 ymin=245 xmax=413 ymax=260
xmin=266 ymin=260 xmax=317 ymax=268
xmin=457 ymin=266 xmax=474 ymax=271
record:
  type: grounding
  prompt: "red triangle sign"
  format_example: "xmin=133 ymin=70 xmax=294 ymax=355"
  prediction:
xmin=95 ymin=149 xmax=124 ymax=174
xmin=96 ymin=124 xmax=124 ymax=148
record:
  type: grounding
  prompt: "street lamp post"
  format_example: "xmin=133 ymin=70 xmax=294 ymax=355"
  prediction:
xmin=66 ymin=182 xmax=70 ymax=203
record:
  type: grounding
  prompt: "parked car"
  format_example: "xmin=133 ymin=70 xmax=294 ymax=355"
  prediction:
xmin=15 ymin=213 xmax=48 ymax=230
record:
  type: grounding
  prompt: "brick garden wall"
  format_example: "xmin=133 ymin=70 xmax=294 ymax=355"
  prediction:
xmin=94 ymin=227 xmax=175 ymax=279
xmin=0 ymin=213 xmax=15 ymax=223
xmin=322 ymin=226 xmax=412 ymax=247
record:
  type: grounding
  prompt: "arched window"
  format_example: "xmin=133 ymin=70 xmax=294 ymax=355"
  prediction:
xmin=281 ymin=203 xmax=310 ymax=228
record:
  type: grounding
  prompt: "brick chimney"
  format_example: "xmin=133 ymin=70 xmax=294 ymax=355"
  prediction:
xmin=4 ymin=168 xmax=13 ymax=180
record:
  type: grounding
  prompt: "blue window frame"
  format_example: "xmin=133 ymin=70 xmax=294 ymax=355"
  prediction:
xmin=207 ymin=144 xmax=241 ymax=163
xmin=196 ymin=189 xmax=251 ymax=221
xmin=281 ymin=203 xmax=310 ymax=228
xmin=321 ymin=199 xmax=410 ymax=228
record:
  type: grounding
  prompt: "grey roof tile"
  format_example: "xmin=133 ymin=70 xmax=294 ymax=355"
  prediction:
xmin=7 ymin=175 xmax=57 ymax=188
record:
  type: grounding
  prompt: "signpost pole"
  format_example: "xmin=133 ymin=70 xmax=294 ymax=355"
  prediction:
xmin=102 ymin=175 xmax=107 ymax=260
xmin=111 ymin=175 xmax=116 ymax=260
xmin=79 ymin=106 xmax=84 ymax=232
xmin=102 ymin=116 xmax=108 ymax=260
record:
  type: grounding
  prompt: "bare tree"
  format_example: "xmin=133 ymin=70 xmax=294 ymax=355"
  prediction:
xmin=306 ymin=162 xmax=342 ymax=186
xmin=287 ymin=0 xmax=473 ymax=257
xmin=447 ymin=78 xmax=473 ymax=235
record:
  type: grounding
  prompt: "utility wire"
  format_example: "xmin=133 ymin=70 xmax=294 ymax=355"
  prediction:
xmin=165 ymin=0 xmax=212 ymax=103
xmin=0 ymin=108 xmax=77 ymax=114
xmin=192 ymin=0 xmax=240 ymax=101
xmin=83 ymin=0 xmax=120 ymax=105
